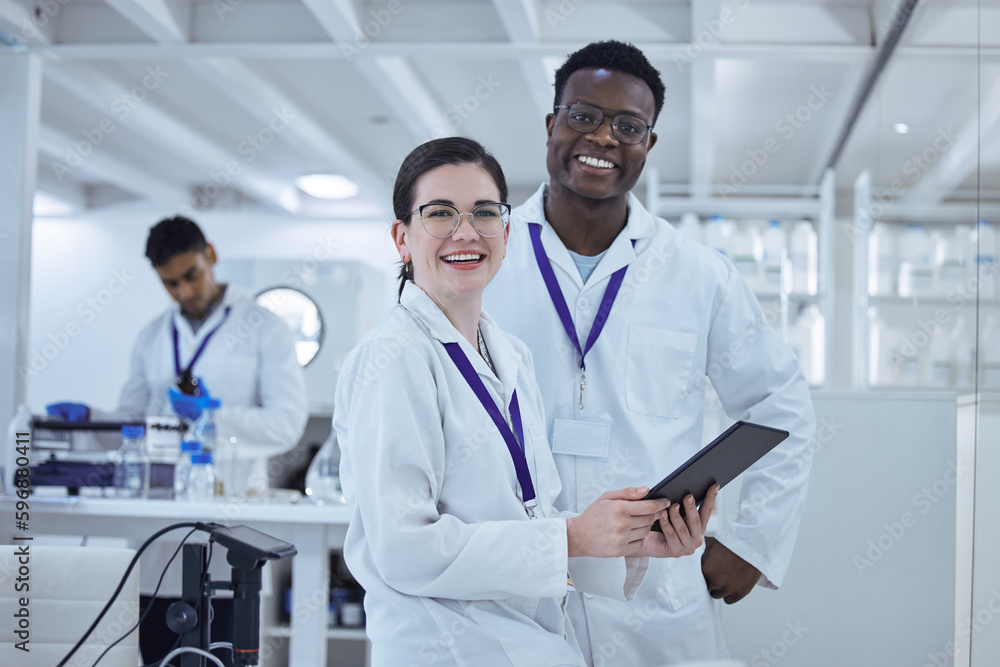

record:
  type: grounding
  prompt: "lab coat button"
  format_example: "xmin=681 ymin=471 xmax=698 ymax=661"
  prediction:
xmin=583 ymin=593 xmax=595 ymax=599
xmin=577 ymin=297 xmax=590 ymax=310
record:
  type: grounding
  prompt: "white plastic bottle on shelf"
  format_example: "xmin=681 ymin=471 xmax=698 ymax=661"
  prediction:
xmin=952 ymin=316 xmax=976 ymax=389
xmin=935 ymin=225 xmax=969 ymax=297
xmin=789 ymin=304 xmax=825 ymax=386
xmin=183 ymin=452 xmax=216 ymax=502
xmin=677 ymin=212 xmax=702 ymax=244
xmin=975 ymin=219 xmax=997 ymax=299
xmin=981 ymin=315 xmax=1000 ymax=389
xmin=761 ymin=219 xmax=786 ymax=295
xmin=703 ymin=215 xmax=734 ymax=257
xmin=868 ymin=222 xmax=896 ymax=296
xmin=898 ymin=224 xmax=933 ymax=297
xmin=926 ymin=325 xmax=954 ymax=388
xmin=731 ymin=224 xmax=763 ymax=292
xmin=789 ymin=219 xmax=818 ymax=295
xmin=173 ymin=439 xmax=202 ymax=500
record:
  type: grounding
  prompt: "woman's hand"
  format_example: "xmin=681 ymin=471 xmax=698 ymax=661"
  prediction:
xmin=629 ymin=484 xmax=720 ymax=558
xmin=567 ymin=487 xmax=671 ymax=558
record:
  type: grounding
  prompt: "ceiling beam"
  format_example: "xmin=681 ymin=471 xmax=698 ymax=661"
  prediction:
xmin=901 ymin=75 xmax=1000 ymax=206
xmin=491 ymin=0 xmax=552 ymax=117
xmin=300 ymin=0 xmax=444 ymax=142
xmin=100 ymin=0 xmax=190 ymax=42
xmin=199 ymin=57 xmax=390 ymax=200
xmin=688 ymin=1 xmax=721 ymax=197
xmin=38 ymin=125 xmax=189 ymax=205
xmin=101 ymin=0 xmax=388 ymax=203
xmin=30 ymin=40 xmax=894 ymax=61
xmin=44 ymin=64 xmax=300 ymax=212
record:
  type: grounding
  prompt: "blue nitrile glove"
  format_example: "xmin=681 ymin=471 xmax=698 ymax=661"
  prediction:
xmin=46 ymin=402 xmax=90 ymax=422
xmin=168 ymin=379 xmax=213 ymax=421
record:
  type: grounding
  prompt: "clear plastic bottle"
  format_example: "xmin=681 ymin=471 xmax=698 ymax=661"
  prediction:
xmin=761 ymin=219 xmax=786 ymax=295
xmin=184 ymin=398 xmax=221 ymax=453
xmin=115 ymin=425 xmax=150 ymax=499
xmin=789 ymin=219 xmax=818 ymax=295
xmin=868 ymin=222 xmax=896 ymax=296
xmin=703 ymin=214 xmax=734 ymax=257
xmin=975 ymin=219 xmax=997 ymax=299
xmin=173 ymin=439 xmax=203 ymax=500
xmin=305 ymin=433 xmax=347 ymax=506
xmin=183 ymin=451 xmax=216 ymax=502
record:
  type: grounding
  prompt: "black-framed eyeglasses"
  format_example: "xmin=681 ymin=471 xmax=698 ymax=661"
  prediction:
xmin=553 ymin=101 xmax=653 ymax=144
xmin=408 ymin=202 xmax=511 ymax=238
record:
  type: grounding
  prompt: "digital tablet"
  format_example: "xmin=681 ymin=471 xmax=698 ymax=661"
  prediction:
xmin=645 ymin=421 xmax=789 ymax=532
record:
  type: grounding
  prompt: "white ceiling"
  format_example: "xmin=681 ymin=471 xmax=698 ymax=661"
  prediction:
xmin=2 ymin=0 xmax=998 ymax=222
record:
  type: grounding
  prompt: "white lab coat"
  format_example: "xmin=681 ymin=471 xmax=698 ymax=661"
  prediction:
xmin=106 ymin=285 xmax=307 ymax=594
xmin=334 ymin=282 xmax=647 ymax=667
xmin=484 ymin=185 xmax=816 ymax=664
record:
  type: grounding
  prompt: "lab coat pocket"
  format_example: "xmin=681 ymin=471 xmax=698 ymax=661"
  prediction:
xmin=658 ymin=545 xmax=710 ymax=610
xmin=625 ymin=327 xmax=697 ymax=419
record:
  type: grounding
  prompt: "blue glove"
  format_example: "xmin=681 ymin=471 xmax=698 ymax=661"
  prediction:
xmin=168 ymin=379 xmax=213 ymax=421
xmin=46 ymin=402 xmax=90 ymax=422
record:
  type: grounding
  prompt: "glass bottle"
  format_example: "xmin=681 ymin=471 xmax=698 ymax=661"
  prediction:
xmin=115 ymin=425 xmax=150 ymax=499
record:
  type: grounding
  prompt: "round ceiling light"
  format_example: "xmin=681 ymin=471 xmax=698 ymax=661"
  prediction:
xmin=296 ymin=174 xmax=359 ymax=200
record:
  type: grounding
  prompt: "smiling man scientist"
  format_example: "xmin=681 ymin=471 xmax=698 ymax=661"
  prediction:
xmin=484 ymin=40 xmax=816 ymax=664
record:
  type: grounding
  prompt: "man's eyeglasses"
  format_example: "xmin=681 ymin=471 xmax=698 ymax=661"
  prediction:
xmin=553 ymin=102 xmax=653 ymax=145
xmin=409 ymin=202 xmax=511 ymax=238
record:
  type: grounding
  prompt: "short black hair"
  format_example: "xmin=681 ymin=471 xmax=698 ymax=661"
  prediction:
xmin=145 ymin=216 xmax=208 ymax=267
xmin=553 ymin=40 xmax=666 ymax=124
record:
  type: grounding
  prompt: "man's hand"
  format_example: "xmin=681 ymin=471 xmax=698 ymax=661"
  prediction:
xmin=46 ymin=402 xmax=90 ymax=422
xmin=701 ymin=536 xmax=761 ymax=604
xmin=168 ymin=378 xmax=214 ymax=421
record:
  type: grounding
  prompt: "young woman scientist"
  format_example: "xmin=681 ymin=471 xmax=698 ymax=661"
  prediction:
xmin=334 ymin=137 xmax=718 ymax=665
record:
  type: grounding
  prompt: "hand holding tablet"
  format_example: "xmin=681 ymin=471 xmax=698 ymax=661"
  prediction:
xmin=645 ymin=421 xmax=789 ymax=533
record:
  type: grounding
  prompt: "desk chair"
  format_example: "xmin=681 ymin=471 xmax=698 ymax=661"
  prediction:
xmin=0 ymin=545 xmax=140 ymax=667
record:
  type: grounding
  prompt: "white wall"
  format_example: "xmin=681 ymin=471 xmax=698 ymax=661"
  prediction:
xmin=26 ymin=212 xmax=396 ymax=416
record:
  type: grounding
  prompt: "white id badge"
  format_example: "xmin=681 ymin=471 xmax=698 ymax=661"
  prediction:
xmin=551 ymin=403 xmax=613 ymax=459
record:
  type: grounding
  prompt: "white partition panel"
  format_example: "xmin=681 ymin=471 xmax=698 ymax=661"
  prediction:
xmin=722 ymin=391 xmax=960 ymax=667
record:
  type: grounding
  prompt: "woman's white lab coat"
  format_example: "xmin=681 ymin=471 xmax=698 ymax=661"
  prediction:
xmin=334 ymin=283 xmax=646 ymax=667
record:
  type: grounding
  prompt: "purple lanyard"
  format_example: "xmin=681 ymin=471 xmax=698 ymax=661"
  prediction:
xmin=442 ymin=341 xmax=537 ymax=517
xmin=528 ymin=223 xmax=632 ymax=408
xmin=172 ymin=306 xmax=232 ymax=379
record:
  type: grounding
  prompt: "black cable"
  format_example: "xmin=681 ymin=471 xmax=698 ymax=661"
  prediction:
xmin=56 ymin=522 xmax=200 ymax=667
xmin=90 ymin=527 xmax=199 ymax=667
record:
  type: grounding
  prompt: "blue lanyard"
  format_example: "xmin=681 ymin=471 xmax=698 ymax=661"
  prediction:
xmin=172 ymin=306 xmax=232 ymax=379
xmin=442 ymin=341 xmax=537 ymax=517
xmin=527 ymin=223 xmax=632 ymax=408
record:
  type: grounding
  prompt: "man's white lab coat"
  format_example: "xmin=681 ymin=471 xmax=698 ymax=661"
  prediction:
xmin=484 ymin=185 xmax=816 ymax=663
